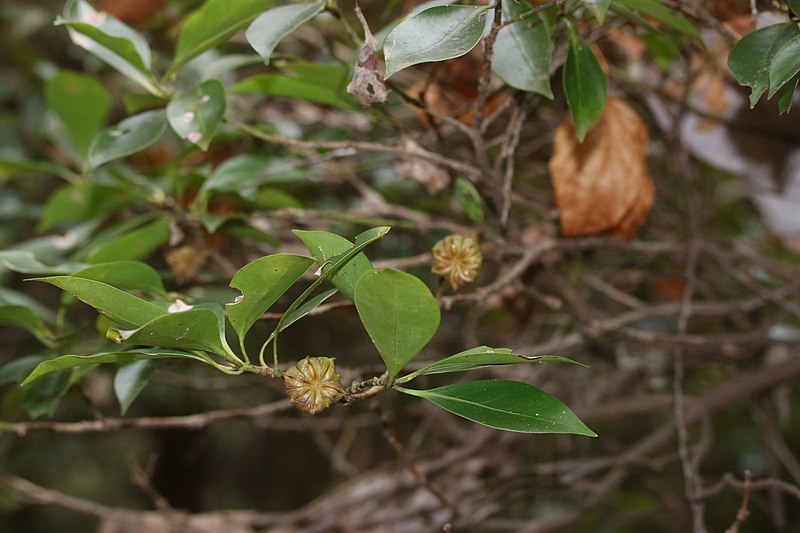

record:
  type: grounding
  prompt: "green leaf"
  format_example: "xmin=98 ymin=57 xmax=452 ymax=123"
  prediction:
xmin=58 ymin=0 xmax=160 ymax=95
xmin=614 ymin=0 xmax=699 ymax=38
xmin=354 ymin=268 xmax=440 ymax=377
xmin=231 ymin=72 xmax=355 ymax=109
xmin=245 ymin=1 xmax=325 ymax=65
xmin=170 ymin=0 xmax=271 ymax=75
xmin=0 ymin=156 xmax=74 ymax=181
xmin=453 ymin=177 xmax=484 ymax=223
xmin=292 ymin=228 xmax=381 ymax=301
xmin=581 ymin=0 xmax=612 ymax=22
xmin=563 ymin=26 xmax=607 ymax=142
xmin=227 ymin=254 xmax=314 ymax=342
xmin=85 ymin=217 xmax=170 ymax=264
xmin=0 ymin=356 xmax=46 ymax=385
xmin=777 ymin=72 xmax=800 ymax=114
xmin=396 ymin=346 xmax=586 ymax=384
xmin=791 ymin=0 xmax=800 ymax=17
xmin=0 ymin=305 xmax=53 ymax=346
xmin=384 ymin=5 xmax=490 ymax=79
xmin=108 ymin=305 xmax=236 ymax=359
xmin=89 ymin=110 xmax=168 ymax=170
xmin=728 ymin=22 xmax=800 ymax=107
xmin=195 ymin=154 xmax=311 ymax=207
xmin=493 ymin=2 xmax=553 ymax=97
xmin=21 ymin=350 xmax=210 ymax=386
xmin=73 ymin=261 xmax=166 ymax=295
xmin=32 ymin=276 xmax=165 ymax=329
xmin=114 ymin=360 xmax=156 ymax=415
xmin=39 ymin=183 xmax=138 ymax=230
xmin=397 ymin=380 xmax=597 ymax=436
xmin=166 ymin=79 xmax=226 ymax=150
xmin=768 ymin=34 xmax=800 ymax=98
xmin=45 ymin=70 xmax=111 ymax=163
xmin=0 ymin=250 xmax=86 ymax=275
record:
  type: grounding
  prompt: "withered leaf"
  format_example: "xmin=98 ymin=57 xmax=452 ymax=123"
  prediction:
xmin=347 ymin=5 xmax=390 ymax=106
xmin=548 ymin=97 xmax=655 ymax=239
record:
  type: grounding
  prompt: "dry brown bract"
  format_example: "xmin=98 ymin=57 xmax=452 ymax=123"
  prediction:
xmin=548 ymin=97 xmax=655 ymax=240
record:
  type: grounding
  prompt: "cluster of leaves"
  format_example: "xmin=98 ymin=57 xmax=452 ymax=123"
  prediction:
xmin=5 ymin=0 xmax=773 ymax=450
xmin=728 ymin=1 xmax=800 ymax=114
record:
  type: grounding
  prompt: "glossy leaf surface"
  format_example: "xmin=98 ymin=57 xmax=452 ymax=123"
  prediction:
xmin=89 ymin=110 xmax=167 ymax=170
xmin=396 ymin=346 xmax=585 ymax=383
xmin=227 ymin=254 xmax=314 ymax=341
xmin=21 ymin=350 xmax=209 ymax=386
xmin=398 ymin=380 xmax=597 ymax=436
xmin=384 ymin=5 xmax=490 ymax=79
xmin=493 ymin=2 xmax=553 ymax=97
xmin=33 ymin=276 xmax=165 ymax=329
xmin=293 ymin=227 xmax=388 ymax=301
xmin=166 ymin=79 xmax=226 ymax=150
xmin=171 ymin=0 xmax=270 ymax=74
xmin=246 ymin=1 xmax=325 ymax=64
xmin=728 ymin=23 xmax=800 ymax=107
xmin=108 ymin=305 xmax=235 ymax=359
xmin=355 ymin=268 xmax=440 ymax=377
xmin=563 ymin=26 xmax=607 ymax=142
xmin=768 ymin=34 xmax=800 ymax=98
xmin=114 ymin=360 xmax=156 ymax=415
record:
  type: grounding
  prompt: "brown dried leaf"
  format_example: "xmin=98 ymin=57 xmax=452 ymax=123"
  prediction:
xmin=346 ymin=5 xmax=390 ymax=106
xmin=548 ymin=97 xmax=655 ymax=239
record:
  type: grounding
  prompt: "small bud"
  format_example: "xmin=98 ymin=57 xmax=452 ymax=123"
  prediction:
xmin=431 ymin=234 xmax=482 ymax=289
xmin=283 ymin=357 xmax=345 ymax=415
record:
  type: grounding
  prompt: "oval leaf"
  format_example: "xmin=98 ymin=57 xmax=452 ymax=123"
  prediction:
xmin=396 ymin=346 xmax=585 ymax=384
xmin=85 ymin=217 xmax=170 ymax=264
xmin=246 ymin=1 xmax=325 ymax=65
xmin=166 ymin=79 xmax=226 ymax=150
xmin=768 ymin=34 xmax=800 ymax=98
xmin=227 ymin=254 xmax=314 ymax=342
xmin=21 ymin=349 xmax=210 ymax=386
xmin=492 ymin=3 xmax=553 ymax=98
xmin=231 ymin=72 xmax=355 ymax=110
xmin=58 ymin=0 xmax=159 ymax=95
xmin=0 ymin=250 xmax=86 ymax=275
xmin=728 ymin=22 xmax=800 ymax=108
xmin=397 ymin=380 xmax=596 ymax=436
xmin=73 ymin=261 xmax=166 ymax=295
xmin=114 ymin=359 xmax=156 ymax=415
xmin=32 ymin=276 xmax=165 ymax=329
xmin=613 ymin=0 xmax=699 ymax=38
xmin=355 ymin=268 xmax=440 ymax=377
xmin=108 ymin=305 xmax=236 ymax=360
xmin=563 ymin=26 xmax=607 ymax=142
xmin=292 ymin=228 xmax=380 ymax=301
xmin=383 ymin=5 xmax=490 ymax=79
xmin=45 ymin=70 xmax=111 ymax=163
xmin=170 ymin=0 xmax=271 ymax=75
xmin=89 ymin=110 xmax=167 ymax=170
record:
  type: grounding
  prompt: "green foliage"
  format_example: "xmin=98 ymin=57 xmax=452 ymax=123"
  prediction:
xmin=383 ymin=5 xmax=490 ymax=79
xmin=245 ymin=1 xmax=326 ymax=65
xmin=397 ymin=380 xmax=597 ymax=436
xmin=170 ymin=0 xmax=270 ymax=75
xmin=563 ymin=24 xmax=608 ymax=142
xmin=728 ymin=23 xmax=800 ymax=110
xmin=89 ymin=110 xmax=167 ymax=169
xmin=355 ymin=268 xmax=440 ymax=378
xmin=493 ymin=1 xmax=554 ymax=98
xmin=166 ymin=79 xmax=226 ymax=150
